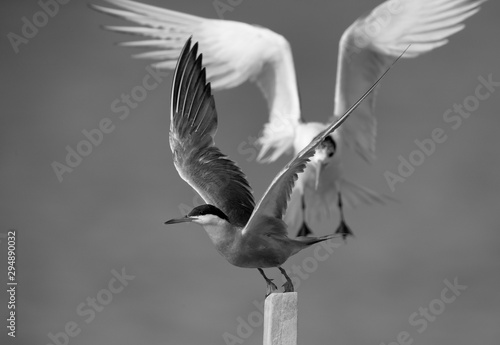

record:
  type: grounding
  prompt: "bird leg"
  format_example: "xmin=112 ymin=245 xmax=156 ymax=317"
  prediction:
xmin=296 ymin=194 xmax=313 ymax=237
xmin=258 ymin=268 xmax=278 ymax=297
xmin=335 ymin=192 xmax=354 ymax=241
xmin=278 ymin=267 xmax=294 ymax=293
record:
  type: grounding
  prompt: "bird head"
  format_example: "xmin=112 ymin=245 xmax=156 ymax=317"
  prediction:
xmin=310 ymin=135 xmax=337 ymax=189
xmin=165 ymin=204 xmax=230 ymax=226
xmin=294 ymin=123 xmax=338 ymax=189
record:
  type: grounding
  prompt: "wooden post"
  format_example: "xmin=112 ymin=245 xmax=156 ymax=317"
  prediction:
xmin=263 ymin=292 xmax=298 ymax=345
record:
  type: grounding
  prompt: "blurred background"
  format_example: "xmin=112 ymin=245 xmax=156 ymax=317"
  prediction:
xmin=1 ymin=0 xmax=499 ymax=344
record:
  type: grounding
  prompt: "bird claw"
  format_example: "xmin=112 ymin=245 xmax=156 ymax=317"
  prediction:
xmin=282 ymin=281 xmax=294 ymax=293
xmin=265 ymin=279 xmax=278 ymax=298
xmin=335 ymin=220 xmax=354 ymax=242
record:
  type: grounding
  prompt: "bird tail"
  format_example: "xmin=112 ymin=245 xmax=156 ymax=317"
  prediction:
xmin=293 ymin=233 xmax=339 ymax=246
xmin=288 ymin=232 xmax=342 ymax=257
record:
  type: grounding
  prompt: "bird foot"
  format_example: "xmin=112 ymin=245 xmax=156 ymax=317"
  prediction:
xmin=335 ymin=220 xmax=354 ymax=242
xmin=265 ymin=279 xmax=278 ymax=298
xmin=296 ymin=222 xmax=313 ymax=237
xmin=282 ymin=281 xmax=294 ymax=293
xmin=278 ymin=267 xmax=295 ymax=293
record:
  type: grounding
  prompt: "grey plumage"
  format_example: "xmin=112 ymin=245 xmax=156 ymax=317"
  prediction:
xmin=165 ymin=37 xmax=401 ymax=295
xmin=169 ymin=42 xmax=254 ymax=228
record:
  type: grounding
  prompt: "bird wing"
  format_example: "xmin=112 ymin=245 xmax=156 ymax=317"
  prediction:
xmin=242 ymin=55 xmax=400 ymax=236
xmin=169 ymin=38 xmax=255 ymax=227
xmin=92 ymin=0 xmax=301 ymax=162
xmin=333 ymin=0 xmax=486 ymax=161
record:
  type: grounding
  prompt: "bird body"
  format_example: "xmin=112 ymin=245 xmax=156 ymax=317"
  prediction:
xmin=175 ymin=212 xmax=297 ymax=269
xmin=93 ymin=0 xmax=487 ymax=237
xmin=163 ymin=37 xmax=396 ymax=295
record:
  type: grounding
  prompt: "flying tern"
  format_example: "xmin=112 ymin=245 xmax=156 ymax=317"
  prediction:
xmin=92 ymin=0 xmax=486 ymax=238
xmin=164 ymin=37 xmax=401 ymax=295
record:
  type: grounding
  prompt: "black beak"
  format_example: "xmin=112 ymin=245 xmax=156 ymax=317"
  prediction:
xmin=164 ymin=216 xmax=194 ymax=225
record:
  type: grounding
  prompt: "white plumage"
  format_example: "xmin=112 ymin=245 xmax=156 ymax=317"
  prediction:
xmin=165 ymin=38 xmax=392 ymax=295
xmin=93 ymin=0 xmax=486 ymax=236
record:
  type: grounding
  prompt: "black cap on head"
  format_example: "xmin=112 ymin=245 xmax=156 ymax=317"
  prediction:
xmin=188 ymin=204 xmax=230 ymax=222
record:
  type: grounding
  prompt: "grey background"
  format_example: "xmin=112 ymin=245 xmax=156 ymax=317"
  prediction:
xmin=1 ymin=0 xmax=499 ymax=344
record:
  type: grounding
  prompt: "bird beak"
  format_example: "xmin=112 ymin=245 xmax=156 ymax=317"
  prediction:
xmin=164 ymin=216 xmax=194 ymax=225
xmin=312 ymin=161 xmax=323 ymax=190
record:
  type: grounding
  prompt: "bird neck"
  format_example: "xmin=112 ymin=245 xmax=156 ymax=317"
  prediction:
xmin=201 ymin=221 xmax=240 ymax=253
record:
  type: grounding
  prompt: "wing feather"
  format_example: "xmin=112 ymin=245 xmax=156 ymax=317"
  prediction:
xmin=242 ymin=55 xmax=401 ymax=235
xmin=334 ymin=0 xmax=486 ymax=161
xmin=169 ymin=38 xmax=254 ymax=227
xmin=92 ymin=0 xmax=301 ymax=161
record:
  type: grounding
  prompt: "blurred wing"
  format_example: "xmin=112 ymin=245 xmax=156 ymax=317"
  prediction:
xmin=303 ymin=174 xmax=390 ymax=224
xmin=92 ymin=0 xmax=301 ymax=161
xmin=242 ymin=59 xmax=395 ymax=235
xmin=170 ymin=38 xmax=254 ymax=227
xmin=334 ymin=0 xmax=486 ymax=161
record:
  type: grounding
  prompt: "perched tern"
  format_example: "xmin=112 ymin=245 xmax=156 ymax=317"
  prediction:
xmin=92 ymin=0 xmax=486 ymax=238
xmin=163 ymin=38 xmax=401 ymax=295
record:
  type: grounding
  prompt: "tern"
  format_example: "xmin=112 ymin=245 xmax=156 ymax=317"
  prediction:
xmin=92 ymin=0 xmax=486 ymax=238
xmin=163 ymin=37 xmax=401 ymax=295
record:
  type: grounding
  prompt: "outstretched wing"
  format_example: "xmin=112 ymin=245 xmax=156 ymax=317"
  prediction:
xmin=169 ymin=38 xmax=254 ymax=227
xmin=92 ymin=0 xmax=301 ymax=161
xmin=334 ymin=0 xmax=486 ymax=161
xmin=242 ymin=53 xmax=402 ymax=235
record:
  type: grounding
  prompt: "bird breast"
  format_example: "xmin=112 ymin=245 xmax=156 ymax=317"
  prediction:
xmin=202 ymin=222 xmax=292 ymax=269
